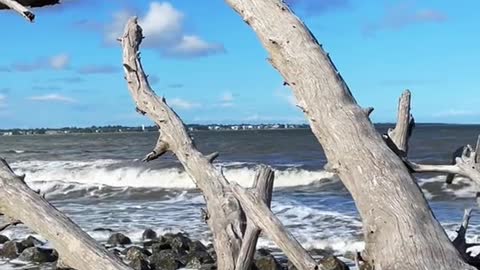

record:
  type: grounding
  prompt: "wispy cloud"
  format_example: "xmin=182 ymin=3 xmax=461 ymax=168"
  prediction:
xmin=32 ymin=86 xmax=61 ymax=91
xmin=28 ymin=94 xmax=77 ymax=104
xmin=0 ymin=94 xmax=7 ymax=108
xmin=275 ymin=88 xmax=297 ymax=107
xmin=433 ymin=110 xmax=480 ymax=118
xmin=218 ymin=91 xmax=235 ymax=107
xmin=168 ymin=83 xmax=184 ymax=89
xmin=168 ymin=98 xmax=201 ymax=110
xmin=363 ymin=2 xmax=447 ymax=35
xmin=285 ymin=0 xmax=350 ymax=16
xmin=52 ymin=76 xmax=86 ymax=83
xmin=6 ymin=53 xmax=71 ymax=72
xmin=104 ymin=2 xmax=225 ymax=58
xmin=77 ymin=65 xmax=119 ymax=74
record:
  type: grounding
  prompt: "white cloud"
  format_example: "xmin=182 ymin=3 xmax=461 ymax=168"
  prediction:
xmin=49 ymin=54 xmax=70 ymax=70
xmin=28 ymin=94 xmax=76 ymax=104
xmin=168 ymin=98 xmax=201 ymax=110
xmin=10 ymin=53 xmax=70 ymax=72
xmin=105 ymin=2 xmax=224 ymax=58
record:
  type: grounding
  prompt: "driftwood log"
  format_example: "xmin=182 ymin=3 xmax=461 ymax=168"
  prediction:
xmin=121 ymin=17 xmax=335 ymax=270
xmin=386 ymin=90 xmax=480 ymax=187
xmin=0 ymin=159 xmax=132 ymax=270
xmin=0 ymin=0 xmax=59 ymax=22
xmin=385 ymin=90 xmax=480 ymax=266
xmin=223 ymin=0 xmax=476 ymax=269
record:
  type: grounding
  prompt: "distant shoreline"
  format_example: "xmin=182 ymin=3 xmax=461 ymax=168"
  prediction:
xmin=1 ymin=123 xmax=479 ymax=136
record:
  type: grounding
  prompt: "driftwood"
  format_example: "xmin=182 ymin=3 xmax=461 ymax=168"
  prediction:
xmin=385 ymin=90 xmax=480 ymax=267
xmin=121 ymin=17 xmax=335 ymax=270
xmin=386 ymin=90 xmax=480 ymax=186
xmin=0 ymin=0 xmax=59 ymax=22
xmin=0 ymin=158 xmax=131 ymax=270
xmin=223 ymin=0 xmax=475 ymax=269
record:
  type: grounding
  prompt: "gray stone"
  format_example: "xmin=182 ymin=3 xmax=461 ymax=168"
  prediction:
xmin=18 ymin=247 xmax=57 ymax=263
xmin=0 ymin=235 xmax=9 ymax=244
xmin=129 ymin=257 xmax=151 ymax=270
xmin=142 ymin=229 xmax=157 ymax=241
xmin=150 ymin=249 xmax=183 ymax=270
xmin=254 ymin=249 xmax=281 ymax=270
xmin=107 ymin=233 xmax=132 ymax=246
xmin=124 ymin=246 xmax=151 ymax=261
xmin=318 ymin=256 xmax=349 ymax=270
xmin=0 ymin=241 xmax=26 ymax=259
xmin=21 ymin=235 xmax=44 ymax=248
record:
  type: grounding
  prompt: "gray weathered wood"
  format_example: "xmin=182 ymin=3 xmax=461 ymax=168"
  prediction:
xmin=235 ymin=165 xmax=274 ymax=270
xmin=0 ymin=158 xmax=131 ymax=270
xmin=223 ymin=0 xmax=475 ymax=268
xmin=407 ymin=143 xmax=480 ymax=186
xmin=122 ymin=18 xmax=308 ymax=270
xmin=121 ymin=18 xmax=320 ymax=270
xmin=121 ymin=18 xmax=243 ymax=269
xmin=387 ymin=90 xmax=414 ymax=156
xmin=230 ymin=182 xmax=321 ymax=270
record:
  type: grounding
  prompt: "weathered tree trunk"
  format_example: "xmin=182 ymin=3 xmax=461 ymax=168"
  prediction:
xmin=121 ymin=18 xmax=333 ymax=270
xmin=223 ymin=1 xmax=474 ymax=269
xmin=0 ymin=159 xmax=132 ymax=270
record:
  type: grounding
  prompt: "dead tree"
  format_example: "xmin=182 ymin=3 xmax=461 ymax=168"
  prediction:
xmin=0 ymin=159 xmax=132 ymax=270
xmin=223 ymin=0 xmax=476 ymax=269
xmin=0 ymin=0 xmax=59 ymax=22
xmin=121 ymin=18 xmax=341 ymax=270
xmin=384 ymin=90 xmax=480 ymax=266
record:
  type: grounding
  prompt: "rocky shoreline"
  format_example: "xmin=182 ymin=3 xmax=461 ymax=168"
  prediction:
xmin=0 ymin=229 xmax=351 ymax=270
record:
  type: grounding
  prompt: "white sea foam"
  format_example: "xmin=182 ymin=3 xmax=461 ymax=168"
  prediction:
xmin=10 ymin=160 xmax=335 ymax=191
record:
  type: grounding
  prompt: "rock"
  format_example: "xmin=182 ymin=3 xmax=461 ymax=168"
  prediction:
xmin=206 ymin=243 xmax=216 ymax=260
xmin=93 ymin=227 xmax=114 ymax=232
xmin=124 ymin=246 xmax=151 ymax=261
xmin=142 ymin=229 xmax=157 ymax=240
xmin=19 ymin=247 xmax=57 ymax=263
xmin=150 ymin=249 xmax=183 ymax=270
xmin=254 ymin=249 xmax=281 ymax=270
xmin=199 ymin=263 xmax=217 ymax=270
xmin=129 ymin=257 xmax=151 ymax=270
xmin=318 ymin=256 xmax=349 ymax=270
xmin=186 ymin=241 xmax=214 ymax=266
xmin=151 ymin=239 xmax=172 ymax=253
xmin=107 ymin=233 xmax=132 ymax=246
xmin=21 ymin=235 xmax=44 ymax=248
xmin=0 ymin=235 xmax=9 ymax=244
xmin=0 ymin=241 xmax=26 ymax=258
xmin=163 ymin=233 xmax=191 ymax=254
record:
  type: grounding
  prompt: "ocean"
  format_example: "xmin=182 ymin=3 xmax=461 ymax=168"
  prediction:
xmin=1 ymin=124 xmax=480 ymax=268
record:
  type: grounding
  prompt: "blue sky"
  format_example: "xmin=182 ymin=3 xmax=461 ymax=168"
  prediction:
xmin=0 ymin=0 xmax=478 ymax=128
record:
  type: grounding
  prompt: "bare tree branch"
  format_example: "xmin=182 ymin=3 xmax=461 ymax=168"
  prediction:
xmin=0 ymin=0 xmax=35 ymax=21
xmin=235 ymin=165 xmax=274 ymax=270
xmin=0 ymin=158 xmax=131 ymax=270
